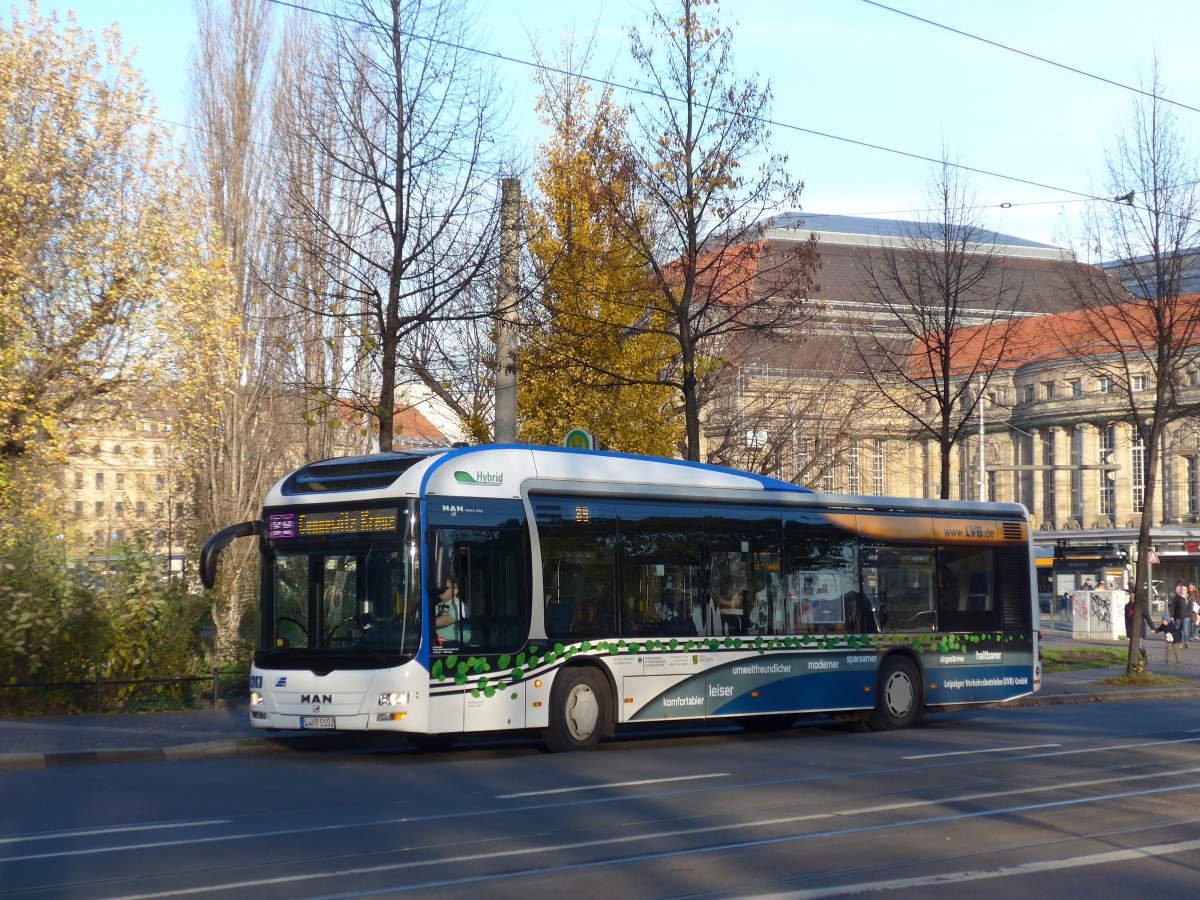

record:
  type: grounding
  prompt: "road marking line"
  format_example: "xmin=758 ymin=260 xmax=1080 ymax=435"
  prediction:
xmin=0 ymin=820 xmax=229 ymax=846
xmin=905 ymin=742 xmax=1060 ymax=759
xmin=753 ymin=837 xmax=1200 ymax=898
xmin=498 ymin=773 xmax=729 ymax=798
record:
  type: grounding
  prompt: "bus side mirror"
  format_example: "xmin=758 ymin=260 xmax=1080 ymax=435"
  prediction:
xmin=200 ymin=521 xmax=260 ymax=589
xmin=427 ymin=530 xmax=449 ymax=595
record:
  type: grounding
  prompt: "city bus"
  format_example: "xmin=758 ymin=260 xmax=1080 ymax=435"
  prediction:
xmin=200 ymin=445 xmax=1040 ymax=751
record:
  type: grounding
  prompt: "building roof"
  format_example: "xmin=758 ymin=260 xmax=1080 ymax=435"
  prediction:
xmin=766 ymin=212 xmax=1067 ymax=257
xmin=911 ymin=292 xmax=1200 ymax=378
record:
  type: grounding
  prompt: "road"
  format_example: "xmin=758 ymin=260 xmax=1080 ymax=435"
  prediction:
xmin=1 ymin=700 xmax=1198 ymax=899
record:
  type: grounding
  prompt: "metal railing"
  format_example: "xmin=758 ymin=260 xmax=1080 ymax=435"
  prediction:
xmin=0 ymin=670 xmax=249 ymax=716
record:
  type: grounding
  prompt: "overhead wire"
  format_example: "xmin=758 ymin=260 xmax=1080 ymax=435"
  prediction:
xmin=261 ymin=0 xmax=1132 ymax=210
xmin=9 ymin=0 xmax=1182 ymax=219
xmin=859 ymin=0 xmax=1200 ymax=116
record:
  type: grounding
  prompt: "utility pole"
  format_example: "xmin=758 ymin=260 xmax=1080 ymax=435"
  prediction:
xmin=494 ymin=178 xmax=521 ymax=443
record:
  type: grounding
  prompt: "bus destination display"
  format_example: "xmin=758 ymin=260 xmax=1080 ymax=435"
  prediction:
xmin=268 ymin=508 xmax=399 ymax=539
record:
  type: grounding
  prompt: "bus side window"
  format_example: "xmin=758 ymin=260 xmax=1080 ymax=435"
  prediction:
xmin=537 ymin=500 xmax=617 ymax=641
xmin=938 ymin=547 xmax=998 ymax=632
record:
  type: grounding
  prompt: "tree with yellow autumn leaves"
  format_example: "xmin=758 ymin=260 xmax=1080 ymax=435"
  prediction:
xmin=0 ymin=2 xmax=235 ymax=506
xmin=0 ymin=3 xmax=241 ymax=701
xmin=521 ymin=40 xmax=681 ymax=455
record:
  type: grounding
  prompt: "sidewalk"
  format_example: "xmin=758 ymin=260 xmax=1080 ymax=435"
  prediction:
xmin=2 ymin=626 xmax=1198 ymax=771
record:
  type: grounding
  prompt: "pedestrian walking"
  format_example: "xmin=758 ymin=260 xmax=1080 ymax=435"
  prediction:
xmin=1154 ymin=614 xmax=1184 ymax=664
xmin=1171 ymin=585 xmax=1192 ymax=649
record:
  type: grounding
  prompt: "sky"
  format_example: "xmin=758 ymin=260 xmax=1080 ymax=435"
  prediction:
xmin=27 ymin=0 xmax=1200 ymax=250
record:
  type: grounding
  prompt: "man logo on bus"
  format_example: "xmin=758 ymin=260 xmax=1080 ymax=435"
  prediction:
xmin=441 ymin=504 xmax=464 ymax=516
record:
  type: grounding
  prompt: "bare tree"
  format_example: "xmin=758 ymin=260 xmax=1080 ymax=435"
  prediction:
xmin=1070 ymin=60 xmax=1200 ymax=674
xmin=609 ymin=0 xmax=818 ymax=461
xmin=703 ymin=338 xmax=887 ymax=486
xmin=187 ymin=0 xmax=294 ymax=662
xmin=272 ymin=0 xmax=507 ymax=451
xmin=857 ymin=158 xmax=1026 ymax=499
xmin=267 ymin=8 xmax=365 ymax=461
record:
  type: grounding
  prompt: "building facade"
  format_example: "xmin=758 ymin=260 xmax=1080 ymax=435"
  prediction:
xmin=710 ymin=214 xmax=1200 ymax=592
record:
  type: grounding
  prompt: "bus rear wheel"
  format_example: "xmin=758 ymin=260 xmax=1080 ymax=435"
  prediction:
xmin=867 ymin=656 xmax=922 ymax=731
xmin=543 ymin=667 xmax=606 ymax=752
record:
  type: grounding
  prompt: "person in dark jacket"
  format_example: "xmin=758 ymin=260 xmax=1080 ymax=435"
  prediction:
xmin=1171 ymin=587 xmax=1192 ymax=649
xmin=1125 ymin=595 xmax=1155 ymax=660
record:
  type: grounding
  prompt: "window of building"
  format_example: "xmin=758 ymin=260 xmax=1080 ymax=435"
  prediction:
xmin=1191 ymin=370 xmax=1200 ymax=387
xmin=115 ymin=502 xmax=124 ymax=519
xmin=94 ymin=501 xmax=104 ymax=517
xmin=922 ymin=443 xmax=933 ymax=500
xmin=75 ymin=501 xmax=84 ymax=517
xmin=95 ymin=472 xmax=104 ymax=490
xmin=116 ymin=473 xmax=124 ymax=490
xmin=1132 ymin=432 xmax=1146 ymax=514
xmin=136 ymin=501 xmax=145 ymax=518
xmin=112 ymin=445 xmax=122 ymax=456
xmin=745 ymin=428 xmax=767 ymax=449
xmin=74 ymin=472 xmax=84 ymax=489
xmin=1070 ymin=379 xmax=1082 ymax=397
xmin=1042 ymin=433 xmax=1056 ymax=528
xmin=156 ymin=474 xmax=165 ymax=490
xmin=815 ymin=437 xmax=835 ymax=492
xmin=1098 ymin=425 xmax=1115 ymax=519
xmin=872 ymin=440 xmax=886 ymax=496
xmin=1044 ymin=382 xmax=1056 ymax=400
xmin=847 ymin=442 xmax=860 ymax=495
xmin=958 ymin=441 xmax=971 ymax=501
xmin=1190 ymin=457 xmax=1200 ymax=516
xmin=1023 ymin=385 xmax=1035 ymax=403
xmin=1132 ymin=375 xmax=1147 ymax=392
xmin=1018 ymin=434 xmax=1034 ymax=509
xmin=1099 ymin=376 xmax=1113 ymax=394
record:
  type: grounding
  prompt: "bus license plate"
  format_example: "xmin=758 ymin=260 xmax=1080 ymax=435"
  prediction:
xmin=300 ymin=716 xmax=336 ymax=730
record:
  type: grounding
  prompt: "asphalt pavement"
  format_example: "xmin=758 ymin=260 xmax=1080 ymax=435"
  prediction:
xmin=2 ymin=620 xmax=1198 ymax=771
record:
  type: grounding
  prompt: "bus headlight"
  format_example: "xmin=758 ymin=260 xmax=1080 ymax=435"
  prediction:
xmin=379 ymin=692 xmax=409 ymax=706
xmin=250 ymin=691 xmax=264 ymax=706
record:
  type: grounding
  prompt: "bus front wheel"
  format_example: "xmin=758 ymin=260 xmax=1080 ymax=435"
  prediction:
xmin=543 ymin=668 xmax=606 ymax=752
xmin=867 ymin=656 xmax=923 ymax=731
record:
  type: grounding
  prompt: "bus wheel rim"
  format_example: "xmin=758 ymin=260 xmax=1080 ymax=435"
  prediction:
xmin=565 ymin=683 xmax=599 ymax=738
xmin=885 ymin=671 xmax=914 ymax=717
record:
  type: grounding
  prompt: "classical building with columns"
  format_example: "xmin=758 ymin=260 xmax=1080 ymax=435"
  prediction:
xmin=705 ymin=214 xmax=1200 ymax=591
xmin=934 ymin=301 xmax=1200 ymax=592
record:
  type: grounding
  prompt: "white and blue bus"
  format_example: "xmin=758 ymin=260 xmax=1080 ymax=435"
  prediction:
xmin=200 ymin=445 xmax=1040 ymax=751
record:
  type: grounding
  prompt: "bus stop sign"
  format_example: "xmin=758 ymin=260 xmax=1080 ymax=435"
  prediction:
xmin=564 ymin=428 xmax=595 ymax=450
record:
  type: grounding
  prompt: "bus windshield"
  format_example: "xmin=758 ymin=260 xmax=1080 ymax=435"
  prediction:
xmin=261 ymin=534 xmax=421 ymax=665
